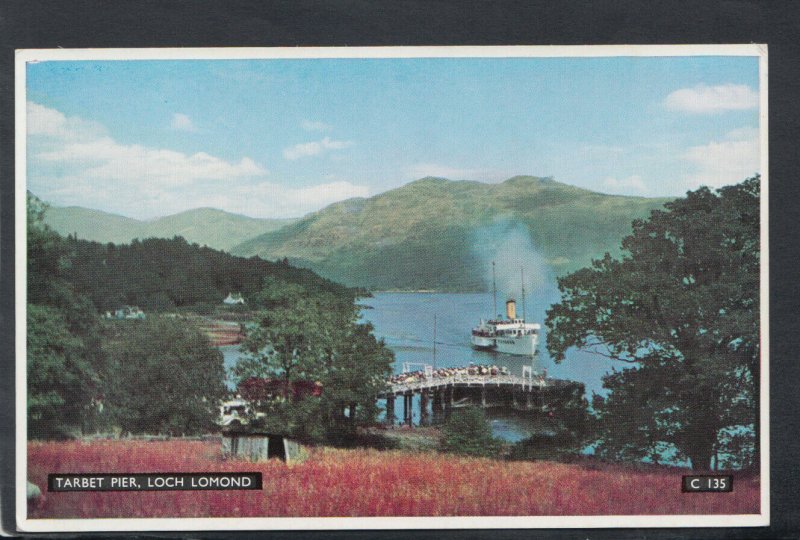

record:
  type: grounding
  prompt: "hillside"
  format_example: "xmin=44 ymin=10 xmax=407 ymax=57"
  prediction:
xmin=232 ymin=176 xmax=672 ymax=291
xmin=53 ymin=236 xmax=355 ymax=313
xmin=40 ymin=206 xmax=143 ymax=246
xmin=43 ymin=205 xmax=297 ymax=251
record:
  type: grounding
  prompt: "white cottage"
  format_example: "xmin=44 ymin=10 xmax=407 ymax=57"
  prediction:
xmin=223 ymin=292 xmax=246 ymax=305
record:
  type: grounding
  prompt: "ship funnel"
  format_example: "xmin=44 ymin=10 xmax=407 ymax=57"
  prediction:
xmin=506 ymin=298 xmax=517 ymax=320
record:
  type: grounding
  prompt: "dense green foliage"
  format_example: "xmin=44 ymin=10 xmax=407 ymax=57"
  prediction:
xmin=546 ymin=177 xmax=760 ymax=470
xmin=26 ymin=193 xmax=353 ymax=439
xmin=27 ymin=194 xmax=106 ymax=438
xmin=440 ymin=406 xmax=503 ymax=457
xmin=232 ymin=176 xmax=669 ymax=290
xmin=234 ymin=284 xmax=394 ymax=444
xmin=27 ymin=305 xmax=99 ymax=439
xmin=509 ymin=383 xmax=594 ymax=461
xmin=42 ymin=204 xmax=296 ymax=251
xmin=57 ymin=234 xmax=354 ymax=313
xmin=103 ymin=319 xmax=226 ymax=435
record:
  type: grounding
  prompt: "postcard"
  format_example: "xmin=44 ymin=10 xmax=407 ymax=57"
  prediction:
xmin=15 ymin=45 xmax=769 ymax=532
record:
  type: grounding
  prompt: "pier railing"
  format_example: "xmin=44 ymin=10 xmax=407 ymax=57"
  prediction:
xmin=381 ymin=372 xmax=549 ymax=397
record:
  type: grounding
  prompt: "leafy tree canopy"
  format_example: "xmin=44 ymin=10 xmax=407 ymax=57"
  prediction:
xmin=27 ymin=193 xmax=106 ymax=438
xmin=26 ymin=192 xmax=359 ymax=439
xmin=103 ymin=318 xmax=226 ymax=435
xmin=235 ymin=282 xmax=393 ymax=443
xmin=27 ymin=305 xmax=99 ymax=439
xmin=440 ymin=406 xmax=503 ymax=457
xmin=546 ymin=176 xmax=760 ymax=470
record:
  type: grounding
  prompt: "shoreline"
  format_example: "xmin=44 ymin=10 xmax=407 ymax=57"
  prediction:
xmin=365 ymin=289 xmax=487 ymax=295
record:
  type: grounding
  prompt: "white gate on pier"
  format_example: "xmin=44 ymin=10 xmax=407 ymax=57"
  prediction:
xmin=522 ymin=366 xmax=544 ymax=390
xmin=522 ymin=366 xmax=533 ymax=390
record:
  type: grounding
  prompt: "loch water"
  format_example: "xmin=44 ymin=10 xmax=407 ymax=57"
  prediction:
xmin=358 ymin=292 xmax=618 ymax=441
xmin=222 ymin=291 xmax=620 ymax=442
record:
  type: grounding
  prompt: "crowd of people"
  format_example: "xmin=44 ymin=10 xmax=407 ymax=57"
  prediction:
xmin=387 ymin=364 xmax=511 ymax=385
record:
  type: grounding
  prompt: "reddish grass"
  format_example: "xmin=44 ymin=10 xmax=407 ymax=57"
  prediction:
xmin=28 ymin=440 xmax=759 ymax=518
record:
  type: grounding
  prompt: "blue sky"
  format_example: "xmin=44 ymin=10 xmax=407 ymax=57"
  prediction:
xmin=26 ymin=55 xmax=761 ymax=219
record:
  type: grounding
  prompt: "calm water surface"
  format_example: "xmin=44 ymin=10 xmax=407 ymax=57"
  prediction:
xmin=221 ymin=291 xmax=620 ymax=442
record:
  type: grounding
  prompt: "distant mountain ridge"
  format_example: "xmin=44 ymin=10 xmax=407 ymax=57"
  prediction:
xmin=231 ymin=176 xmax=673 ymax=291
xmin=42 ymin=204 xmax=298 ymax=251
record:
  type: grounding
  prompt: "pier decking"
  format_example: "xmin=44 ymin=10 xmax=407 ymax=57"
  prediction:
xmin=379 ymin=367 xmax=584 ymax=426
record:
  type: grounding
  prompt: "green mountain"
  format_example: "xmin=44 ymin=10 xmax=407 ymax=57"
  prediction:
xmin=231 ymin=176 xmax=673 ymax=291
xmin=41 ymin=206 xmax=143 ymax=246
xmin=43 ymin=205 xmax=297 ymax=251
xmin=139 ymin=208 xmax=296 ymax=251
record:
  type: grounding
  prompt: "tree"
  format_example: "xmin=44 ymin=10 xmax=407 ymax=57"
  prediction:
xmin=235 ymin=281 xmax=393 ymax=443
xmin=236 ymin=287 xmax=340 ymax=394
xmin=546 ymin=176 xmax=759 ymax=470
xmin=27 ymin=193 xmax=106 ymax=438
xmin=319 ymin=321 xmax=394 ymax=442
xmin=103 ymin=318 xmax=225 ymax=435
xmin=440 ymin=406 xmax=502 ymax=457
xmin=27 ymin=305 xmax=99 ymax=438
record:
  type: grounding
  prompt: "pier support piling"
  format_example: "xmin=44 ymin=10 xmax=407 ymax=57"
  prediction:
xmin=432 ymin=389 xmax=444 ymax=422
xmin=381 ymin=374 xmax=585 ymax=425
xmin=386 ymin=395 xmax=395 ymax=425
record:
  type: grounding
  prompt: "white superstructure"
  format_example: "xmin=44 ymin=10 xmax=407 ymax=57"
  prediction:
xmin=470 ymin=264 xmax=540 ymax=356
xmin=471 ymin=300 xmax=540 ymax=356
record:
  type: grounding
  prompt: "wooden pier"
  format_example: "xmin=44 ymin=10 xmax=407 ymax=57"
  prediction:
xmin=378 ymin=370 xmax=584 ymax=426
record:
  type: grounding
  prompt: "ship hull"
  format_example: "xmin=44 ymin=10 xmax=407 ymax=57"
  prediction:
xmin=470 ymin=335 xmax=496 ymax=350
xmin=494 ymin=334 xmax=538 ymax=356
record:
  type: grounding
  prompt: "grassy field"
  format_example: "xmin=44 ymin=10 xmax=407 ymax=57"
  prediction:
xmin=28 ymin=440 xmax=759 ymax=518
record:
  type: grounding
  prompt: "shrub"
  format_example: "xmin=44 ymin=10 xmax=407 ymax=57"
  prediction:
xmin=440 ymin=406 xmax=502 ymax=457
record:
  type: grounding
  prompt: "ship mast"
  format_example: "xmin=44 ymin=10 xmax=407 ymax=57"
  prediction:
xmin=492 ymin=261 xmax=497 ymax=319
xmin=432 ymin=314 xmax=437 ymax=370
xmin=521 ymin=267 xmax=527 ymax=321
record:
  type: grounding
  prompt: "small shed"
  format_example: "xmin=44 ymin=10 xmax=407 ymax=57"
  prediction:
xmin=221 ymin=431 xmax=303 ymax=462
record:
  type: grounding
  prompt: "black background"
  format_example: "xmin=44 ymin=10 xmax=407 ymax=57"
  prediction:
xmin=1 ymin=1 xmax=799 ymax=538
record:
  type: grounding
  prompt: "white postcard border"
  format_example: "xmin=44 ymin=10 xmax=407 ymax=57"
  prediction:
xmin=15 ymin=44 xmax=770 ymax=532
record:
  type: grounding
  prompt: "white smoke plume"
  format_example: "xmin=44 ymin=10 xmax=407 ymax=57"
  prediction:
xmin=472 ymin=219 xmax=556 ymax=318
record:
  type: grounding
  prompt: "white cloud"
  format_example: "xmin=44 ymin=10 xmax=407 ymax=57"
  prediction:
xmin=681 ymin=127 xmax=760 ymax=189
xmin=170 ymin=113 xmax=196 ymax=132
xmin=31 ymin=103 xmax=266 ymax=188
xmin=724 ymin=126 xmax=759 ymax=141
xmin=301 ymin=120 xmax=332 ymax=132
xmin=27 ymin=102 xmax=369 ymax=219
xmin=203 ymin=181 xmax=370 ymax=219
xmin=603 ymin=175 xmax=647 ymax=194
xmin=664 ymin=84 xmax=758 ymax=114
xmin=27 ymin=101 xmax=106 ymax=141
xmin=283 ymin=136 xmax=353 ymax=160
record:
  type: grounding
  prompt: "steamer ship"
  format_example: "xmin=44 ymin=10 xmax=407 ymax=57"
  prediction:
xmin=470 ymin=263 xmax=540 ymax=356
